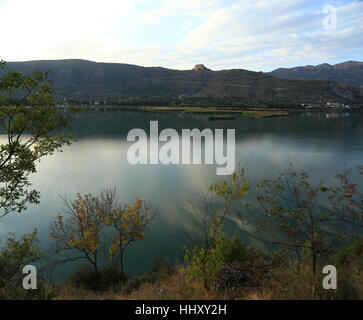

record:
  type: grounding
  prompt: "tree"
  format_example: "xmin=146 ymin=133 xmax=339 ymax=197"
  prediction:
xmin=49 ymin=188 xmax=156 ymax=275
xmin=185 ymin=229 xmax=229 ymax=287
xmin=105 ymin=193 xmax=156 ymax=274
xmin=49 ymin=192 xmax=108 ymax=273
xmin=325 ymin=166 xmax=363 ymax=240
xmin=239 ymin=165 xmax=362 ymax=276
xmin=0 ymin=59 xmax=74 ymax=219
xmin=184 ymin=166 xmax=249 ymax=288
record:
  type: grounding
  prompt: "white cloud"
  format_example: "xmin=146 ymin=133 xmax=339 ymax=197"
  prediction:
xmin=182 ymin=9 xmax=230 ymax=50
xmin=0 ymin=0 xmax=141 ymax=61
xmin=138 ymin=0 xmax=220 ymax=24
xmin=176 ymin=0 xmax=363 ymax=70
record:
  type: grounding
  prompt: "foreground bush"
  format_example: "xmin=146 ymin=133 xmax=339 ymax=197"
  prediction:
xmin=0 ymin=230 xmax=52 ymax=300
xmin=69 ymin=264 xmax=126 ymax=292
xmin=185 ymin=231 xmax=269 ymax=290
xmin=124 ymin=257 xmax=176 ymax=295
xmin=54 ymin=237 xmax=362 ymax=300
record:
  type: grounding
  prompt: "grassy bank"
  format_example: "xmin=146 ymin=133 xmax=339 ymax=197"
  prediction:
xmin=52 ymin=254 xmax=363 ymax=300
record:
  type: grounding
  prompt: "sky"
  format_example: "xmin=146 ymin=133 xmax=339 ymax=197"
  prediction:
xmin=0 ymin=0 xmax=362 ymax=71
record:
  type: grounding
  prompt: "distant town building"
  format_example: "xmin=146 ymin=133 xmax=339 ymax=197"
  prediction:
xmin=303 ymin=103 xmax=321 ymax=109
xmin=326 ymin=101 xmax=342 ymax=109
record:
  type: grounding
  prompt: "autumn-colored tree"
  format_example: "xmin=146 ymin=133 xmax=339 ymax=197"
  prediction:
xmin=49 ymin=192 xmax=109 ymax=273
xmin=106 ymin=196 xmax=156 ymax=274
xmin=49 ymin=188 xmax=155 ymax=275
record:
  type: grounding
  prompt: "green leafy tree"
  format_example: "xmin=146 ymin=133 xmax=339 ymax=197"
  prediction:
xmin=185 ymin=229 xmax=227 ymax=287
xmin=0 ymin=59 xmax=74 ymax=219
xmin=184 ymin=167 xmax=249 ymax=288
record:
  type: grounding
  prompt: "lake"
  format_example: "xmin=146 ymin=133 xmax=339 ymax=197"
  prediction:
xmin=1 ymin=110 xmax=362 ymax=281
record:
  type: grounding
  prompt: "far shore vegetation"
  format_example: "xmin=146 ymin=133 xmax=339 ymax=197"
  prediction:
xmin=67 ymin=102 xmax=363 ymax=120
xmin=139 ymin=106 xmax=291 ymax=119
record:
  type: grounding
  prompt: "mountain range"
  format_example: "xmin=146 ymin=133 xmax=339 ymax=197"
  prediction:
xmin=269 ymin=61 xmax=363 ymax=88
xmin=3 ymin=59 xmax=363 ymax=105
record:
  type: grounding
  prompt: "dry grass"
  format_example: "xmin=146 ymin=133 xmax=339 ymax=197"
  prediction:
xmin=53 ymin=285 xmax=118 ymax=300
xmin=116 ymin=270 xmax=226 ymax=300
xmin=52 ymin=265 xmax=363 ymax=300
xmin=54 ymin=269 xmax=230 ymax=300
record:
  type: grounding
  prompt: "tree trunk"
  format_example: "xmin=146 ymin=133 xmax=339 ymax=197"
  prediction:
xmin=86 ymin=252 xmax=98 ymax=273
xmin=311 ymin=243 xmax=316 ymax=275
xmin=120 ymin=250 xmax=124 ymax=275
xmin=92 ymin=260 xmax=98 ymax=273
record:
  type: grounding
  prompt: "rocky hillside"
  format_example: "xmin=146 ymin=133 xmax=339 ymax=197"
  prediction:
xmin=269 ymin=61 xmax=363 ymax=88
xmin=4 ymin=59 xmax=363 ymax=105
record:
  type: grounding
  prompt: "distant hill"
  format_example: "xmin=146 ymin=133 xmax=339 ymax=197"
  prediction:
xmin=3 ymin=59 xmax=363 ymax=105
xmin=269 ymin=61 xmax=363 ymax=88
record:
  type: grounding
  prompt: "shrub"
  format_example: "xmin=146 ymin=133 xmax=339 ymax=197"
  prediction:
xmin=124 ymin=257 xmax=176 ymax=295
xmin=334 ymin=239 xmax=363 ymax=275
xmin=124 ymin=277 xmax=143 ymax=295
xmin=184 ymin=234 xmax=226 ymax=288
xmin=219 ymin=235 xmax=248 ymax=264
xmin=69 ymin=264 xmax=126 ymax=292
xmin=144 ymin=257 xmax=176 ymax=279
xmin=185 ymin=231 xmax=270 ymax=291
xmin=0 ymin=230 xmax=49 ymax=300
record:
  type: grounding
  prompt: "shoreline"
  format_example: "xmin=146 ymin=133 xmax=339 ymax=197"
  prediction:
xmin=79 ymin=105 xmax=362 ymax=117
xmin=77 ymin=105 xmax=363 ymax=120
xmin=81 ymin=105 xmax=300 ymax=118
